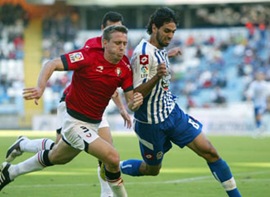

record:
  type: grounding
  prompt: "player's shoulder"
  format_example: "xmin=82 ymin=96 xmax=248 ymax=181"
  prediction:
xmin=119 ymin=55 xmax=131 ymax=70
xmin=84 ymin=36 xmax=102 ymax=49
xmin=134 ymin=39 xmax=154 ymax=54
xmin=122 ymin=55 xmax=130 ymax=64
xmin=79 ymin=47 xmax=103 ymax=60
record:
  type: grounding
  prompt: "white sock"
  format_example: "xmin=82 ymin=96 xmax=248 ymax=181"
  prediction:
xmin=107 ymin=177 xmax=128 ymax=197
xmin=97 ymin=166 xmax=113 ymax=197
xmin=8 ymin=152 xmax=46 ymax=180
xmin=20 ymin=138 xmax=54 ymax=153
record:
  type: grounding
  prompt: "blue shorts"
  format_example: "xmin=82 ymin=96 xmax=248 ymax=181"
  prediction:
xmin=134 ymin=104 xmax=202 ymax=165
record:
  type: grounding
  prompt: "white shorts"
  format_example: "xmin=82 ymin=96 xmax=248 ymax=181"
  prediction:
xmin=56 ymin=101 xmax=66 ymax=130
xmin=99 ymin=114 xmax=109 ymax=129
xmin=61 ymin=111 xmax=100 ymax=151
xmin=56 ymin=101 xmax=109 ymax=130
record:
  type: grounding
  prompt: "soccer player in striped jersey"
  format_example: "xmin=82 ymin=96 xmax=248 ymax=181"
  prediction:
xmin=120 ymin=7 xmax=242 ymax=197
xmin=0 ymin=25 xmax=143 ymax=197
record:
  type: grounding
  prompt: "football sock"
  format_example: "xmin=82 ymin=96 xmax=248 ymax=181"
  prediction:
xmin=105 ymin=169 xmax=127 ymax=197
xmin=20 ymin=138 xmax=54 ymax=153
xmin=120 ymin=159 xmax=142 ymax=176
xmin=8 ymin=150 xmax=53 ymax=180
xmin=208 ymin=158 xmax=241 ymax=197
xmin=97 ymin=166 xmax=113 ymax=195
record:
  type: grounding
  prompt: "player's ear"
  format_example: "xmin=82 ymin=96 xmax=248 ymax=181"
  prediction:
xmin=102 ymin=39 xmax=108 ymax=48
xmin=152 ymin=24 xmax=157 ymax=33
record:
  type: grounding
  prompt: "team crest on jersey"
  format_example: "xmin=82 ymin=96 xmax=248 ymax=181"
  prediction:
xmin=156 ymin=151 xmax=163 ymax=160
xmin=69 ymin=52 xmax=84 ymax=63
xmin=139 ymin=54 xmax=149 ymax=65
xmin=115 ymin=67 xmax=122 ymax=77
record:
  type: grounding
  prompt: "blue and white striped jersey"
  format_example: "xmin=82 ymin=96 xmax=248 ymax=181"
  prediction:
xmin=131 ymin=39 xmax=176 ymax=124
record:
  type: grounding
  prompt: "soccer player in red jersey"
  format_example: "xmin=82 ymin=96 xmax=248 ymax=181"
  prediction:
xmin=5 ymin=11 xmax=129 ymax=197
xmin=0 ymin=25 xmax=143 ymax=197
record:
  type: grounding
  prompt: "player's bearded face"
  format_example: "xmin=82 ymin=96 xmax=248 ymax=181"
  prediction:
xmin=156 ymin=31 xmax=169 ymax=47
xmin=157 ymin=22 xmax=176 ymax=48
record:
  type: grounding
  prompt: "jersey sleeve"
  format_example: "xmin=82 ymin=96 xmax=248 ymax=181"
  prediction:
xmin=121 ymin=62 xmax=133 ymax=92
xmin=131 ymin=47 xmax=154 ymax=89
xmin=60 ymin=48 xmax=92 ymax=71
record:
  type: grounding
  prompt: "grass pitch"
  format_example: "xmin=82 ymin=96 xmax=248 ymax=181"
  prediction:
xmin=0 ymin=131 xmax=269 ymax=197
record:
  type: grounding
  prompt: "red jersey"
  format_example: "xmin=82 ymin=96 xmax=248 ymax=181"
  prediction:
xmin=62 ymin=36 xmax=130 ymax=96
xmin=61 ymin=47 xmax=133 ymax=123
xmin=84 ymin=36 xmax=102 ymax=48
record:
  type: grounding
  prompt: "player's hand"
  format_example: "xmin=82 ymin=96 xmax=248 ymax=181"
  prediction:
xmin=168 ymin=47 xmax=182 ymax=58
xmin=156 ymin=63 xmax=167 ymax=78
xmin=130 ymin=92 xmax=143 ymax=111
xmin=23 ymin=87 xmax=43 ymax=105
xmin=120 ymin=109 xmax=132 ymax=129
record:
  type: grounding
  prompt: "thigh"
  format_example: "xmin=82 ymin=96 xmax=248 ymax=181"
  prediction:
xmin=169 ymin=105 xmax=202 ymax=148
xmin=135 ymin=121 xmax=166 ymax=166
xmin=98 ymin=126 xmax=113 ymax=145
xmin=187 ymin=132 xmax=220 ymax=162
xmin=61 ymin=112 xmax=100 ymax=151
xmin=87 ymin=137 xmax=118 ymax=165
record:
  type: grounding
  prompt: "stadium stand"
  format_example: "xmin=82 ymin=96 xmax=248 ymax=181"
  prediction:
xmin=0 ymin=1 xmax=269 ymax=130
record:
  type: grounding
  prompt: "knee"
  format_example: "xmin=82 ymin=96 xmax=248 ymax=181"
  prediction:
xmin=144 ymin=164 xmax=161 ymax=176
xmin=105 ymin=150 xmax=120 ymax=169
xmin=200 ymin=145 xmax=220 ymax=162
xmin=148 ymin=169 xmax=160 ymax=176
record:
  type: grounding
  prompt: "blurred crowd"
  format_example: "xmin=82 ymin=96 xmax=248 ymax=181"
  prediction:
xmin=0 ymin=4 xmax=28 ymax=112
xmin=0 ymin=3 xmax=270 ymax=116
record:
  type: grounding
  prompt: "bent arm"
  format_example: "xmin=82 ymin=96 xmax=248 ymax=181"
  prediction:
xmin=23 ymin=57 xmax=65 ymax=104
xmin=124 ymin=91 xmax=143 ymax=112
xmin=37 ymin=58 xmax=65 ymax=93
xmin=112 ymin=90 xmax=132 ymax=128
xmin=134 ymin=63 xmax=167 ymax=98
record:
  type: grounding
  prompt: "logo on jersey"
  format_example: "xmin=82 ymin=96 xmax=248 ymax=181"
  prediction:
xmin=115 ymin=67 xmax=122 ymax=77
xmin=144 ymin=153 xmax=154 ymax=160
xmin=140 ymin=65 xmax=149 ymax=78
xmin=139 ymin=55 xmax=149 ymax=65
xmin=96 ymin=66 xmax=104 ymax=73
xmin=69 ymin=52 xmax=84 ymax=63
xmin=156 ymin=151 xmax=163 ymax=160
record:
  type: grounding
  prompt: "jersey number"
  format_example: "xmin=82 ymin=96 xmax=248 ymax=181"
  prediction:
xmin=188 ymin=118 xmax=199 ymax=129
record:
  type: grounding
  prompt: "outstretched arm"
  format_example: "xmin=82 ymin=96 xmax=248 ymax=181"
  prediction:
xmin=168 ymin=47 xmax=182 ymax=58
xmin=23 ymin=57 xmax=65 ymax=105
xmin=111 ymin=90 xmax=132 ymax=129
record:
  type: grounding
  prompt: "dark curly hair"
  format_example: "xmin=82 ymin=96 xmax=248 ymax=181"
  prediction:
xmin=146 ymin=7 xmax=178 ymax=35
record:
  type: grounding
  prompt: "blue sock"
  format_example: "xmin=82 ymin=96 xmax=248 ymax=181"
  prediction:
xmin=208 ymin=159 xmax=241 ymax=197
xmin=120 ymin=159 xmax=143 ymax=176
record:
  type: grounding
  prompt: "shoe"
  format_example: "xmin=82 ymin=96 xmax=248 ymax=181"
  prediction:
xmin=0 ymin=162 xmax=13 ymax=191
xmin=6 ymin=136 xmax=27 ymax=162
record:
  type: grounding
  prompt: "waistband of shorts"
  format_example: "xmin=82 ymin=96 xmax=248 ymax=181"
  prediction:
xmin=67 ymin=108 xmax=101 ymax=124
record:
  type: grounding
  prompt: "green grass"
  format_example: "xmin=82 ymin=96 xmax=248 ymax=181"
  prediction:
xmin=0 ymin=131 xmax=270 ymax=196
